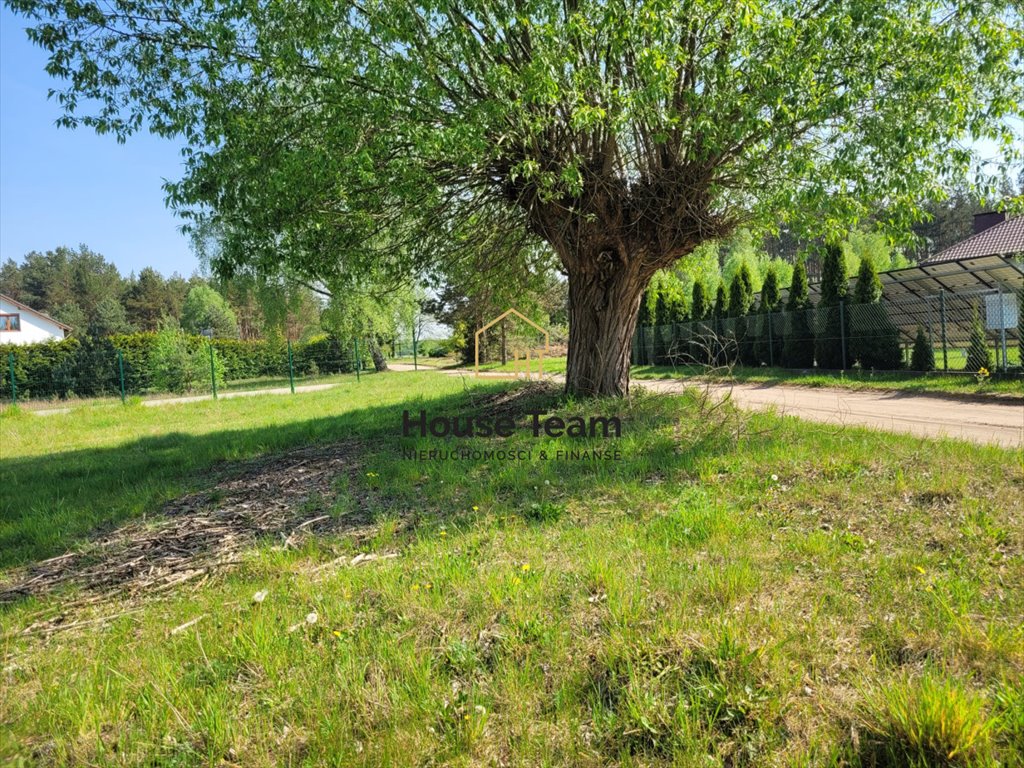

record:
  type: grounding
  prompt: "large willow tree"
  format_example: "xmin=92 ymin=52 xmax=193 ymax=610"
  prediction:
xmin=9 ymin=0 xmax=1021 ymax=395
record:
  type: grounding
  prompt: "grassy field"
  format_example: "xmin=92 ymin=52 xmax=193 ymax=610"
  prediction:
xmin=476 ymin=355 xmax=1024 ymax=398
xmin=2 ymin=372 xmax=1023 ymax=766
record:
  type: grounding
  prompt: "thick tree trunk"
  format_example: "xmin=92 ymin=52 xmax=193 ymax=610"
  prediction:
xmin=367 ymin=335 xmax=388 ymax=372
xmin=563 ymin=254 xmax=647 ymax=397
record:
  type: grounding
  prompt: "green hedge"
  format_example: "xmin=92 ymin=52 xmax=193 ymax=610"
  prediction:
xmin=1 ymin=332 xmax=357 ymax=401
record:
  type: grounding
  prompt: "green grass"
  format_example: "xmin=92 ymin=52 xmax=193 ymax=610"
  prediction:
xmin=1 ymin=372 xmax=1023 ymax=766
xmin=632 ymin=363 xmax=1024 ymax=398
xmin=477 ymin=354 xmax=1023 ymax=397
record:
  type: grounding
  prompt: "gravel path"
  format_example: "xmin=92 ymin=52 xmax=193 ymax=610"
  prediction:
xmin=390 ymin=364 xmax=1023 ymax=448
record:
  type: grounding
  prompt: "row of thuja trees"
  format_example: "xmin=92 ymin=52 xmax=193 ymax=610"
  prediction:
xmin=636 ymin=245 xmax=984 ymax=373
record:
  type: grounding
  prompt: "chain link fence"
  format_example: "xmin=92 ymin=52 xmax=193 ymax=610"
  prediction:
xmin=633 ymin=289 xmax=1022 ymax=374
xmin=2 ymin=332 xmax=372 ymax=408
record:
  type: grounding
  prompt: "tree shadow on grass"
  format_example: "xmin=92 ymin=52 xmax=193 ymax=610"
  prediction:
xmin=0 ymin=381 xmax=751 ymax=609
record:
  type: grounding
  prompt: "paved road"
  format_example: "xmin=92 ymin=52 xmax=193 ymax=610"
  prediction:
xmin=391 ymin=364 xmax=1023 ymax=448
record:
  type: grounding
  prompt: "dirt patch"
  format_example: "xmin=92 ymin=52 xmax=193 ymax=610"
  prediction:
xmin=0 ymin=441 xmax=372 ymax=611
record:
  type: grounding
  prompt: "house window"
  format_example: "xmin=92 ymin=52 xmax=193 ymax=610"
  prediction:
xmin=0 ymin=313 xmax=21 ymax=332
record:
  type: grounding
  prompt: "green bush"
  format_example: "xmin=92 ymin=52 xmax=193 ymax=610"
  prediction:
xmin=782 ymin=259 xmax=815 ymax=368
xmin=965 ymin=307 xmax=992 ymax=374
xmin=814 ymin=245 xmax=849 ymax=370
xmin=910 ymin=327 xmax=935 ymax=372
xmin=149 ymin=327 xmax=220 ymax=394
xmin=2 ymin=331 xmax=355 ymax=401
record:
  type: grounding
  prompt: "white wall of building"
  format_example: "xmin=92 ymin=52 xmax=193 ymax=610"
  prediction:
xmin=0 ymin=296 xmax=68 ymax=345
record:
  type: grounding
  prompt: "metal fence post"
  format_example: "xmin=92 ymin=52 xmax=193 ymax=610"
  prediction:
xmin=939 ymin=290 xmax=948 ymax=371
xmin=209 ymin=345 xmax=218 ymax=400
xmin=839 ymin=300 xmax=847 ymax=371
xmin=287 ymin=339 xmax=296 ymax=394
xmin=998 ymin=287 xmax=1008 ymax=370
xmin=767 ymin=311 xmax=774 ymax=367
xmin=412 ymin=329 xmax=418 ymax=371
xmin=7 ymin=352 xmax=16 ymax=405
xmin=118 ymin=349 xmax=126 ymax=404
xmin=354 ymin=338 xmax=361 ymax=381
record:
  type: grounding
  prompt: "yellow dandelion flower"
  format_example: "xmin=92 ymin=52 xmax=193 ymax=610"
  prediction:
xmin=521 ymin=563 xmax=530 ymax=572
xmin=411 ymin=584 xmax=420 ymax=591
xmin=914 ymin=565 xmax=926 ymax=574
xmin=333 ymin=630 xmax=342 ymax=638
xmin=472 ymin=505 xmax=479 ymax=512
xmin=440 ymin=530 xmax=447 ymax=537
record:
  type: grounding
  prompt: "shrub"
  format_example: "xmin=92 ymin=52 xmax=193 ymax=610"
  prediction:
xmin=753 ymin=267 xmax=782 ymax=366
xmin=149 ymin=327 xmax=220 ymax=394
xmin=1 ymin=338 xmax=80 ymax=400
xmin=782 ymin=258 xmax=815 ymax=368
xmin=911 ymin=327 xmax=936 ymax=372
xmin=815 ymin=245 xmax=849 ymax=369
xmin=965 ymin=307 xmax=992 ymax=374
xmin=2 ymin=331 xmax=354 ymax=400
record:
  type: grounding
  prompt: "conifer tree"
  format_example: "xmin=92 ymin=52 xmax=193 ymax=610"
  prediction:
xmin=910 ymin=327 xmax=935 ymax=372
xmin=965 ymin=305 xmax=992 ymax=373
xmin=653 ymin=291 xmax=670 ymax=365
xmin=691 ymin=281 xmax=709 ymax=321
xmin=815 ymin=245 xmax=849 ymax=369
xmin=755 ymin=267 xmax=782 ymax=366
xmin=783 ymin=258 xmax=815 ymax=368
xmin=851 ymin=256 xmax=902 ymax=369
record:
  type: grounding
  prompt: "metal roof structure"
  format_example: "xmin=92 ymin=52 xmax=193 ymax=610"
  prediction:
xmin=922 ymin=216 xmax=1024 ymax=264
xmin=790 ymin=254 xmax=1024 ymax=341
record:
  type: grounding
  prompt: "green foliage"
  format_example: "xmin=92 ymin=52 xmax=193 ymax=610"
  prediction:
xmin=819 ymin=245 xmax=849 ymax=308
xmin=90 ymin=295 xmax=132 ymax=337
xmin=1 ymin=338 xmax=80 ymax=400
xmin=0 ymin=245 xmax=125 ymax=335
xmin=181 ymin=285 xmax=239 ymax=339
xmin=853 ymin=257 xmax=882 ymax=305
xmin=1018 ymin=289 xmax=1024 ymax=361
xmin=965 ymin=307 xmax=993 ymax=373
xmin=815 ymin=246 xmax=850 ymax=370
xmin=841 ymin=229 xmax=910 ymax=276
xmin=785 ymin=259 xmax=812 ymax=313
xmin=783 ymin=259 xmax=815 ymax=368
xmin=12 ymin=0 xmax=1021 ymax=393
xmin=850 ymin=257 xmax=902 ymax=371
xmin=149 ymin=327 xmax=220 ymax=394
xmin=911 ymin=327 xmax=936 ymax=372
xmin=727 ymin=265 xmax=755 ymax=364
xmin=759 ymin=269 xmax=781 ymax=313
xmin=123 ymin=267 xmax=192 ymax=332
xmin=690 ymin=281 xmax=709 ymax=322
xmin=713 ymin=283 xmax=727 ymax=319
xmin=727 ymin=268 xmax=752 ymax=319
xmin=1 ymin=331 xmax=356 ymax=401
xmin=753 ymin=268 xmax=782 ymax=366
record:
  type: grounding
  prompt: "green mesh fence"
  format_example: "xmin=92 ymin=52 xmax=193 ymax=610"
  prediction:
xmin=1 ymin=332 xmax=370 ymax=406
xmin=633 ymin=290 xmax=1022 ymax=374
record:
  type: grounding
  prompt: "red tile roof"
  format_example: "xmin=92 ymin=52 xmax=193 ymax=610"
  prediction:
xmin=922 ymin=216 xmax=1024 ymax=264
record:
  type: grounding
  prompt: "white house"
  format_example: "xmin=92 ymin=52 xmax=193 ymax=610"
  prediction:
xmin=0 ymin=294 xmax=72 ymax=345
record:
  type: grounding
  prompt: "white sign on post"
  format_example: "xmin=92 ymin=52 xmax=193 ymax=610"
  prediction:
xmin=984 ymin=294 xmax=1018 ymax=331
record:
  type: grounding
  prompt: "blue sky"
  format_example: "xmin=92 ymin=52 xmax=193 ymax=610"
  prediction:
xmin=0 ymin=6 xmax=199 ymax=278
